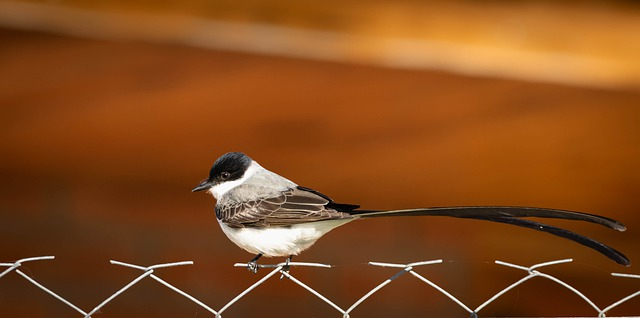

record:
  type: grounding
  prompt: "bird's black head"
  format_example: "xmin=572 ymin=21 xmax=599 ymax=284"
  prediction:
xmin=192 ymin=152 xmax=253 ymax=192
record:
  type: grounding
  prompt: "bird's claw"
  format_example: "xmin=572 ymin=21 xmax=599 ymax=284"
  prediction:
xmin=247 ymin=261 xmax=259 ymax=273
xmin=279 ymin=259 xmax=291 ymax=280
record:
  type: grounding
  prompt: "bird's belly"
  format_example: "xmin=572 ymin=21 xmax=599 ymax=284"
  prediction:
xmin=218 ymin=219 xmax=353 ymax=257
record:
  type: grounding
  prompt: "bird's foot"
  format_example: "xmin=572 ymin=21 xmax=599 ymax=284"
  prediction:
xmin=280 ymin=256 xmax=292 ymax=280
xmin=246 ymin=253 xmax=263 ymax=274
xmin=247 ymin=261 xmax=259 ymax=273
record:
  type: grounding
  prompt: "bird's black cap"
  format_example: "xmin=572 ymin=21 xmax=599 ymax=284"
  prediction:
xmin=192 ymin=152 xmax=252 ymax=192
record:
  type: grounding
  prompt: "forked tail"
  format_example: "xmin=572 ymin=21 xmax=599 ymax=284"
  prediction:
xmin=349 ymin=206 xmax=629 ymax=266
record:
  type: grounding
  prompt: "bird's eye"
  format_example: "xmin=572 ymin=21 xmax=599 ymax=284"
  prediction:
xmin=220 ymin=172 xmax=231 ymax=180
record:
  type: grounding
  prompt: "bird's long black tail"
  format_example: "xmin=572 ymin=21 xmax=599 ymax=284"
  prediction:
xmin=349 ymin=206 xmax=630 ymax=266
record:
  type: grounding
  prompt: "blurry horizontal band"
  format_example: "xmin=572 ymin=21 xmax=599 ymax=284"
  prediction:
xmin=0 ymin=0 xmax=638 ymax=89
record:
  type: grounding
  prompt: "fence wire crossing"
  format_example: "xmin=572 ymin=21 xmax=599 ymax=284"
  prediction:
xmin=1 ymin=256 xmax=638 ymax=317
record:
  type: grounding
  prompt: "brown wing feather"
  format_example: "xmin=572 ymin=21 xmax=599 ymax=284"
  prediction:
xmin=217 ymin=187 xmax=353 ymax=228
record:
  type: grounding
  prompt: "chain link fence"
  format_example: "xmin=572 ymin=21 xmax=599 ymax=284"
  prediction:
xmin=1 ymin=256 xmax=638 ymax=317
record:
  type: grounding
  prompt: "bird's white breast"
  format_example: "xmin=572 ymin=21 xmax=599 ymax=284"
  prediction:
xmin=218 ymin=219 xmax=353 ymax=257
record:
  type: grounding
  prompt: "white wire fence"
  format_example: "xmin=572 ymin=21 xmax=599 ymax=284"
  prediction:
xmin=1 ymin=256 xmax=638 ymax=317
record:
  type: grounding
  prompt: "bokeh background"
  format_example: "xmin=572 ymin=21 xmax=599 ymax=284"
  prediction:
xmin=1 ymin=0 xmax=639 ymax=316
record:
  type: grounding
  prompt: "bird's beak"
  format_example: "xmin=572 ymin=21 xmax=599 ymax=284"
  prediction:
xmin=192 ymin=179 xmax=213 ymax=192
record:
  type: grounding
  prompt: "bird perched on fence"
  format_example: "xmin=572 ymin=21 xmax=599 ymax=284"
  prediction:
xmin=192 ymin=152 xmax=629 ymax=272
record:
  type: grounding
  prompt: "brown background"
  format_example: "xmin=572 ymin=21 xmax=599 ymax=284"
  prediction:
xmin=1 ymin=1 xmax=639 ymax=317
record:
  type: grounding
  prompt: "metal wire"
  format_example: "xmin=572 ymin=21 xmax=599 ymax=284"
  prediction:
xmin=1 ymin=256 xmax=638 ymax=317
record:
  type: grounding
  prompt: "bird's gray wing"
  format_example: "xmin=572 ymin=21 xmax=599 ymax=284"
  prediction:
xmin=217 ymin=186 xmax=356 ymax=228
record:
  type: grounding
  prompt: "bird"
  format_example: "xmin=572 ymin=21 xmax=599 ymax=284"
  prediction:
xmin=192 ymin=152 xmax=630 ymax=272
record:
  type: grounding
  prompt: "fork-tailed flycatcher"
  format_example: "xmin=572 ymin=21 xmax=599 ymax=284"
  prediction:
xmin=192 ymin=152 xmax=630 ymax=272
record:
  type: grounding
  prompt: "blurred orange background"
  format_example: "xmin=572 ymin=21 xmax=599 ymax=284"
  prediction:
xmin=1 ymin=0 xmax=639 ymax=317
